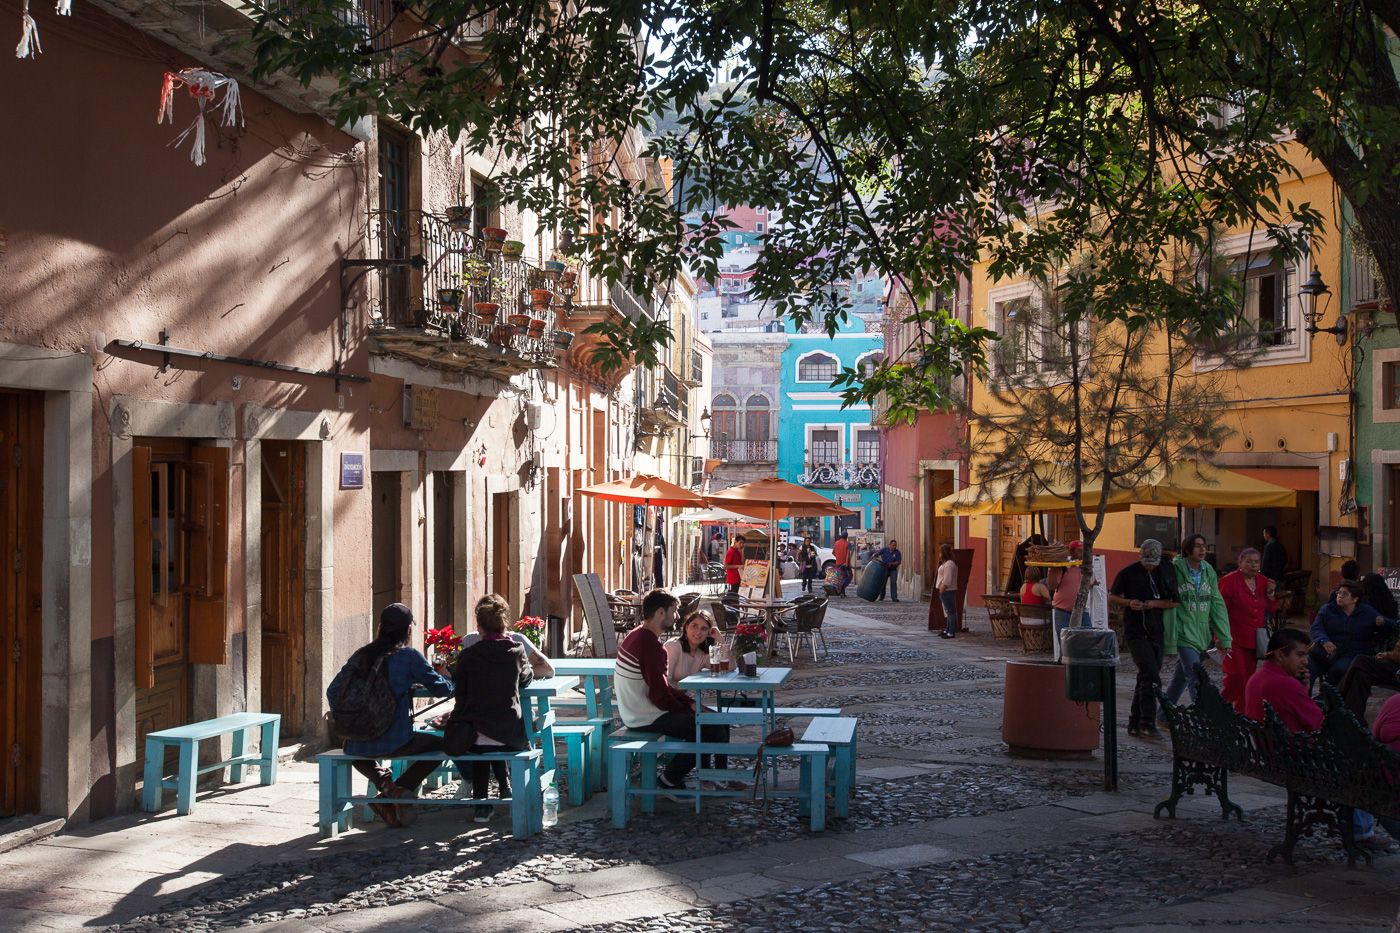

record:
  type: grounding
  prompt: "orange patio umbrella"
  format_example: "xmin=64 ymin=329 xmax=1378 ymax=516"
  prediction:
xmin=577 ymin=475 xmax=706 ymax=592
xmin=708 ymin=478 xmax=855 ymax=598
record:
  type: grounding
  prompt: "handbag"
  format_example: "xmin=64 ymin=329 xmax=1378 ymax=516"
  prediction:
xmin=750 ymin=723 xmax=796 ymax=808
xmin=1255 ymin=627 xmax=1270 ymax=658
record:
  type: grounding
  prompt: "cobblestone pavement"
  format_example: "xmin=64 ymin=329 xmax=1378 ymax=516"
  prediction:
xmin=3 ymin=588 xmax=1399 ymax=932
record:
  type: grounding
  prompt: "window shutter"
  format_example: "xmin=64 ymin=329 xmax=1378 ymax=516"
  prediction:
xmin=188 ymin=446 xmax=229 ymax=664
xmin=133 ymin=446 xmax=155 ymax=690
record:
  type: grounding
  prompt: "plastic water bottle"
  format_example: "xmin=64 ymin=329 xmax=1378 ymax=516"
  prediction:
xmin=542 ymin=781 xmax=559 ymax=827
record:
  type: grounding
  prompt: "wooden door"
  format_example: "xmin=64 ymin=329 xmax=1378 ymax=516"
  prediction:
xmin=0 ymin=391 xmax=43 ymax=815
xmin=432 ymin=471 xmax=455 ymax=629
xmin=371 ymin=472 xmax=402 ymax=612
xmin=996 ymin=515 xmax=1027 ymax=593
xmin=929 ymin=470 xmax=955 ymax=592
xmin=134 ymin=439 xmax=193 ymax=767
xmin=492 ymin=491 xmax=513 ymax=601
xmin=261 ymin=441 xmax=306 ymax=740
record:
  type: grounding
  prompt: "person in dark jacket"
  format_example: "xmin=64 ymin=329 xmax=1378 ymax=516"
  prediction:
xmin=1261 ymin=525 xmax=1288 ymax=584
xmin=1310 ymin=579 xmax=1395 ymax=688
xmin=1109 ymin=540 xmax=1180 ymax=738
xmin=327 ymin=603 xmax=453 ymax=828
xmin=444 ymin=594 xmax=534 ymax=823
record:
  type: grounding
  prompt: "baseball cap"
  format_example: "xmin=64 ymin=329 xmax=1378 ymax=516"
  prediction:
xmin=1067 ymin=540 xmax=1084 ymax=551
xmin=1139 ymin=539 xmax=1163 ymax=567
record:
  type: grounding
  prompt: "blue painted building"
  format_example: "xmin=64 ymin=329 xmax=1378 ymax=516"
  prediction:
xmin=777 ymin=314 xmax=884 ymax=546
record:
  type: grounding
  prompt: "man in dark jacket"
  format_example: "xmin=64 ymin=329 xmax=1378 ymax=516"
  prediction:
xmin=1261 ymin=525 xmax=1288 ymax=584
xmin=1109 ymin=540 xmax=1180 ymax=739
xmin=444 ymin=594 xmax=533 ymax=823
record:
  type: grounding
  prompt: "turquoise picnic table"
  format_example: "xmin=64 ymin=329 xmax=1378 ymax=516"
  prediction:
xmin=413 ymin=675 xmax=576 ymax=777
xmin=678 ymin=666 xmax=793 ymax=808
xmin=551 ymin=658 xmax=616 ymax=721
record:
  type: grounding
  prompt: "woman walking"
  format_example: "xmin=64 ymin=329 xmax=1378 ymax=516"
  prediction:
xmin=1163 ymin=534 xmax=1230 ymax=709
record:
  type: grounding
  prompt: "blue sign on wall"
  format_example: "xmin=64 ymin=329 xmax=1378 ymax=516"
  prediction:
xmin=340 ymin=452 xmax=365 ymax=489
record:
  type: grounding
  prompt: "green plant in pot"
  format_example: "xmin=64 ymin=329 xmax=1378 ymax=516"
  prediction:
xmin=502 ymin=239 xmax=525 ymax=261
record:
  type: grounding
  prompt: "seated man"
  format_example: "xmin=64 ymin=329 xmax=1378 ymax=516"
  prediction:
xmin=327 ymin=603 xmax=453 ymax=828
xmin=443 ymin=594 xmax=534 ymax=823
xmin=1245 ymin=628 xmax=1323 ymax=732
xmin=615 ymin=589 xmax=730 ymax=794
xmin=1339 ymin=648 xmax=1400 ymax=723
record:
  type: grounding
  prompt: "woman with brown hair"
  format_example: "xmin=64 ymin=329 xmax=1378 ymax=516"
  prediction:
xmin=936 ymin=543 xmax=959 ymax=640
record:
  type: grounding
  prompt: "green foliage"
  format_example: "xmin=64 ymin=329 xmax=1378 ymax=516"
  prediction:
xmin=244 ymin=0 xmax=1400 ymax=408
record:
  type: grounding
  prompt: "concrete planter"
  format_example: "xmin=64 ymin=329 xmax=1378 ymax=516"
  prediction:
xmin=1001 ymin=659 xmax=1100 ymax=758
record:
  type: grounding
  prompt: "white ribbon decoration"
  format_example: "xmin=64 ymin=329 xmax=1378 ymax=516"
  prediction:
xmin=15 ymin=2 xmax=40 ymax=59
xmin=157 ymin=68 xmax=244 ymax=166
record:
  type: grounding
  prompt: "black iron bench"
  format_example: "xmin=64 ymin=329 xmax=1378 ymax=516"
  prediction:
xmin=1155 ymin=667 xmax=1400 ymax=866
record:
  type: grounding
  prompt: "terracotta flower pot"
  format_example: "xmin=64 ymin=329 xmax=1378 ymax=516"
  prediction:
xmin=528 ymin=317 xmax=547 ymax=337
xmin=482 ymin=226 xmax=507 ymax=252
xmin=530 ymin=289 xmax=554 ymax=311
xmin=508 ymin=313 xmax=531 ymax=334
xmin=559 ymin=270 xmax=577 ymax=292
xmin=490 ymin=324 xmax=514 ymax=345
xmin=474 ymin=301 xmax=500 ymax=323
xmin=444 ymin=205 xmax=471 ymax=229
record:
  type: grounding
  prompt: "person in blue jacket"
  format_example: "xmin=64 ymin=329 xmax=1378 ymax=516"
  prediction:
xmin=1310 ymin=580 xmax=1396 ymax=689
xmin=327 ymin=602 xmax=453 ymax=827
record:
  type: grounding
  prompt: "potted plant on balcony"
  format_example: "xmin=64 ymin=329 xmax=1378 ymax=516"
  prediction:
xmin=502 ymin=239 xmax=525 ymax=261
xmin=542 ymin=259 xmax=566 ymax=283
xmin=508 ymin=311 xmax=532 ymax=334
xmin=482 ymin=226 xmax=507 ymax=252
xmin=528 ymin=316 xmax=547 ymax=338
xmin=530 ymin=289 xmax=553 ymax=312
xmin=444 ymin=202 xmax=471 ymax=229
xmin=474 ymin=301 xmax=500 ymax=325
xmin=462 ymin=256 xmax=492 ymax=288
xmin=490 ymin=324 xmax=516 ymax=346
xmin=552 ymin=330 xmax=575 ymax=350
xmin=437 ymin=287 xmax=463 ymax=309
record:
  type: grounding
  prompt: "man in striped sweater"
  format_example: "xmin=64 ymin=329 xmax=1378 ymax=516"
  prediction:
xmin=616 ymin=589 xmax=729 ymax=793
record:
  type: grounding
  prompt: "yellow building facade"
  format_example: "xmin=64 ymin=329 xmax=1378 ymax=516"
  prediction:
xmin=965 ymin=142 xmax=1353 ymax=608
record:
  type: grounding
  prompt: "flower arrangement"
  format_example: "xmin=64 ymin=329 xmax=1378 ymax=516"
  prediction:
xmin=424 ymin=625 xmax=463 ymax=668
xmin=731 ymin=622 xmax=767 ymax=659
xmin=514 ymin=615 xmax=546 ymax=649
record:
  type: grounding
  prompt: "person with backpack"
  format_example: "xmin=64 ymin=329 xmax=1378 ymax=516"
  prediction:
xmin=326 ymin=602 xmax=453 ymax=828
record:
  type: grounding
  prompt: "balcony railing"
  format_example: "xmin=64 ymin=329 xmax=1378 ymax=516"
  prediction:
xmin=711 ymin=438 xmax=777 ymax=462
xmin=365 ymin=210 xmax=561 ymax=376
xmin=799 ymin=461 xmax=881 ymax=488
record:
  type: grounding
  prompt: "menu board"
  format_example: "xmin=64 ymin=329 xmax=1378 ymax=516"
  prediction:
xmin=739 ymin=560 xmax=770 ymax=590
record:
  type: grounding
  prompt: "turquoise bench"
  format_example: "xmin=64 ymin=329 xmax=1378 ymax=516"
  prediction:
xmin=142 ymin=712 xmax=280 ymax=815
xmin=319 ymin=749 xmax=543 ymax=840
xmin=552 ymin=723 xmax=597 ymax=805
xmin=609 ymin=739 xmax=829 ymax=830
xmin=801 ymin=716 xmax=858 ymax=818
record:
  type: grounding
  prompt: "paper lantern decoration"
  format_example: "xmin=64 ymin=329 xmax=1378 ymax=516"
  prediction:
xmin=157 ymin=67 xmax=244 ymax=166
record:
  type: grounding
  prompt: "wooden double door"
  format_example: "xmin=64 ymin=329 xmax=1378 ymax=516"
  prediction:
xmin=0 ymin=391 xmax=43 ymax=816
xmin=261 ymin=441 xmax=307 ymax=741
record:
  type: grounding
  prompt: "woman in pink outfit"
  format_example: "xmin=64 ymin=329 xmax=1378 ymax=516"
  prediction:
xmin=1218 ymin=547 xmax=1276 ymax=713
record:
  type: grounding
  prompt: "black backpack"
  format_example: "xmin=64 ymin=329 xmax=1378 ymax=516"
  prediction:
xmin=326 ymin=646 xmax=398 ymax=742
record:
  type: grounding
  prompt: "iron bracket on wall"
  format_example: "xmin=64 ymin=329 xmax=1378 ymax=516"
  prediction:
xmin=108 ymin=338 xmax=370 ymax=392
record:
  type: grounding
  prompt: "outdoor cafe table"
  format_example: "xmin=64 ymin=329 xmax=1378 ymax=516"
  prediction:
xmin=680 ymin=666 xmax=793 ymax=797
xmin=550 ymin=658 xmax=616 ymax=721
xmin=736 ymin=596 xmax=793 ymax=648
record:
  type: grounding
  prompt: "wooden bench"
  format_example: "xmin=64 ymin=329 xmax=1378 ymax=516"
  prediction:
xmin=319 ymin=749 xmax=544 ymax=841
xmin=608 ymin=739 xmax=830 ymax=831
xmin=1155 ymin=668 xmax=1400 ymax=866
xmin=801 ymin=716 xmax=858 ymax=818
xmin=142 ymin=712 xmax=280 ymax=815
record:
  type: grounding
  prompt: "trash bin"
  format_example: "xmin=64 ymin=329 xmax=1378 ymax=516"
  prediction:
xmin=1062 ymin=628 xmax=1117 ymax=702
xmin=546 ymin=615 xmax=565 ymax=658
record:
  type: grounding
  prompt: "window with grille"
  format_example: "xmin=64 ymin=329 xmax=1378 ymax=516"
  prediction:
xmin=810 ymin=429 xmax=840 ymax=463
xmin=854 ymin=428 xmax=879 ymax=463
xmin=798 ymin=353 xmax=840 ymax=382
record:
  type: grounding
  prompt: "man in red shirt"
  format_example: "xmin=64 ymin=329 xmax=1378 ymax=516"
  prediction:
xmin=724 ymin=534 xmax=746 ymax=596
xmin=1245 ymin=628 xmax=1323 ymax=732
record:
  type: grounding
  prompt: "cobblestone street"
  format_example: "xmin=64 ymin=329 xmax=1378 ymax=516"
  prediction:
xmin=4 ymin=594 xmax=1399 ymax=932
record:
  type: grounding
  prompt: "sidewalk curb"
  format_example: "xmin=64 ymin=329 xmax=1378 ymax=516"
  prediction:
xmin=0 ymin=816 xmax=65 ymax=855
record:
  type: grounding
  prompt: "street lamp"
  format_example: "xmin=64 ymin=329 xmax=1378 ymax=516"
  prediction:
xmin=1301 ymin=266 xmax=1347 ymax=346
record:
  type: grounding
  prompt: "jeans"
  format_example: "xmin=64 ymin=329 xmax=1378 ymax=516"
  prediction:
xmin=1127 ymin=631 xmax=1165 ymax=728
xmin=351 ymin=731 xmax=443 ymax=794
xmin=1052 ymin=607 xmax=1073 ymax=653
xmin=1164 ymin=645 xmax=1204 ymax=708
xmin=645 ymin=710 xmax=730 ymax=785
xmin=879 ymin=568 xmax=899 ymax=601
xmin=801 ymin=569 xmax=816 ymax=592
xmin=1355 ymin=808 xmax=1376 ymax=840
xmin=940 ymin=591 xmax=958 ymax=636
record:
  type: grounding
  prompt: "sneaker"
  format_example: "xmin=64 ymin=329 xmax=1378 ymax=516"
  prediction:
xmin=656 ymin=774 xmax=688 ymax=803
xmin=1127 ymin=724 xmax=1142 ymax=738
xmin=939 ymin=632 xmax=955 ymax=640
xmin=473 ymin=805 xmax=493 ymax=824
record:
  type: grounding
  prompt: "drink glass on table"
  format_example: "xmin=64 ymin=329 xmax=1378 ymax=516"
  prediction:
xmin=719 ymin=649 xmax=731 ymax=673
xmin=708 ymin=645 xmax=721 ymax=674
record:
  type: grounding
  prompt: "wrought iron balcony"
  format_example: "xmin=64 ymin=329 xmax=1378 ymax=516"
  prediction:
xmin=365 ymin=209 xmax=562 ymax=379
xmin=799 ymin=461 xmax=881 ymax=488
xmin=710 ymin=438 xmax=777 ymax=462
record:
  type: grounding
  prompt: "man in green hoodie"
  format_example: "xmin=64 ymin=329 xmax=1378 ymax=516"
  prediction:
xmin=1163 ymin=534 xmax=1231 ymax=710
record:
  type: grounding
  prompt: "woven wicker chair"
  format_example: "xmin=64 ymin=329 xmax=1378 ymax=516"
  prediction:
xmin=1015 ymin=601 xmax=1053 ymax=653
xmin=984 ymin=595 xmax=1022 ymax=640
